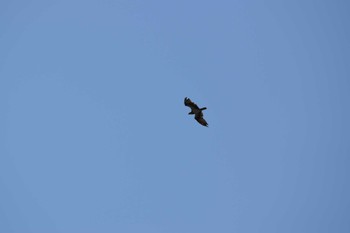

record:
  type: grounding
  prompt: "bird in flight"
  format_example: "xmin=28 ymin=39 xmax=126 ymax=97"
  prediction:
xmin=184 ymin=97 xmax=208 ymax=127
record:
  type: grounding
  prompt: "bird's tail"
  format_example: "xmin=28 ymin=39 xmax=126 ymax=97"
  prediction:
xmin=200 ymin=107 xmax=207 ymax=111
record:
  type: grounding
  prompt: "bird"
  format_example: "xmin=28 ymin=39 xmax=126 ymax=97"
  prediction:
xmin=184 ymin=97 xmax=208 ymax=127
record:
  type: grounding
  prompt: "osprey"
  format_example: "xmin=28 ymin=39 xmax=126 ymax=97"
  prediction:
xmin=184 ymin=97 xmax=208 ymax=127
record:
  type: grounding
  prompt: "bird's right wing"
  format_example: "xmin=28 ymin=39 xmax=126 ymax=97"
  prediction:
xmin=184 ymin=97 xmax=199 ymax=110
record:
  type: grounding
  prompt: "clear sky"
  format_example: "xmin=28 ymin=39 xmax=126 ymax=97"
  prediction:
xmin=1 ymin=0 xmax=350 ymax=232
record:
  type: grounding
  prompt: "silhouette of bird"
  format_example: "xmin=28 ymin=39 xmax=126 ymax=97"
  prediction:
xmin=184 ymin=97 xmax=208 ymax=127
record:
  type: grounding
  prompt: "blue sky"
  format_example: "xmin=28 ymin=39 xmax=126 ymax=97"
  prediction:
xmin=1 ymin=0 xmax=350 ymax=232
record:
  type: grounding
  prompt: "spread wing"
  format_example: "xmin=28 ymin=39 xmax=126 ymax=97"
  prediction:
xmin=195 ymin=114 xmax=208 ymax=127
xmin=184 ymin=97 xmax=199 ymax=110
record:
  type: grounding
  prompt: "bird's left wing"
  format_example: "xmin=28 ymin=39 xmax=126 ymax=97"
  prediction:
xmin=195 ymin=115 xmax=208 ymax=127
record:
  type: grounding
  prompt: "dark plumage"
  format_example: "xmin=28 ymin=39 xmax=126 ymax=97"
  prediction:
xmin=184 ymin=97 xmax=208 ymax=127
